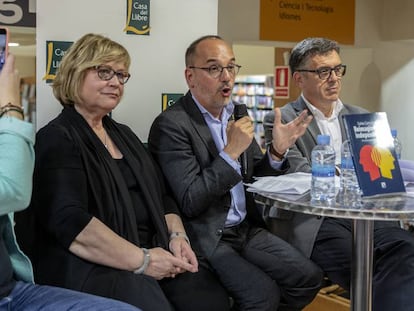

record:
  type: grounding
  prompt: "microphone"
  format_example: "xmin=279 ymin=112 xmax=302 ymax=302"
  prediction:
xmin=233 ymin=104 xmax=249 ymax=177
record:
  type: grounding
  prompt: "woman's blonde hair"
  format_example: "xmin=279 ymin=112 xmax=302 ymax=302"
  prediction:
xmin=53 ymin=33 xmax=131 ymax=106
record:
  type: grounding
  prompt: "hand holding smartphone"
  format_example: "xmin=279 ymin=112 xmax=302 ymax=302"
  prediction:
xmin=0 ymin=45 xmax=21 ymax=118
xmin=0 ymin=27 xmax=9 ymax=72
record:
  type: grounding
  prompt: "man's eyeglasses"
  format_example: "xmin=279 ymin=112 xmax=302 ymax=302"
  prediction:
xmin=93 ymin=65 xmax=131 ymax=84
xmin=189 ymin=64 xmax=241 ymax=79
xmin=296 ymin=64 xmax=346 ymax=80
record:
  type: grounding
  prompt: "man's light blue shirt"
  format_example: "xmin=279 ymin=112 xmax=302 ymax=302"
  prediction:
xmin=192 ymin=97 xmax=283 ymax=227
xmin=193 ymin=97 xmax=246 ymax=226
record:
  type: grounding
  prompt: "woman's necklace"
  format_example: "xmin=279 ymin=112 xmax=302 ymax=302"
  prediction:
xmin=92 ymin=124 xmax=109 ymax=149
xmin=103 ymin=130 xmax=108 ymax=149
xmin=95 ymin=127 xmax=108 ymax=149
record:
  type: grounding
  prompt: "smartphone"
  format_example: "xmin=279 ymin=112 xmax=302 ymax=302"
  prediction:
xmin=0 ymin=27 xmax=9 ymax=72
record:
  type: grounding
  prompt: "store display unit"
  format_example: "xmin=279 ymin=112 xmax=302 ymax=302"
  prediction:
xmin=232 ymin=75 xmax=274 ymax=149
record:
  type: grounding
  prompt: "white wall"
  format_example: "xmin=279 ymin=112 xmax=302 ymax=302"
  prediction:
xmin=36 ymin=0 xmax=218 ymax=141
xmin=233 ymin=44 xmax=275 ymax=76
xmin=375 ymin=0 xmax=414 ymax=160
xmin=218 ymin=0 xmax=259 ymax=44
xmin=14 ymin=55 xmax=36 ymax=78
xmin=340 ymin=47 xmax=379 ymax=113
xmin=376 ymin=41 xmax=414 ymax=160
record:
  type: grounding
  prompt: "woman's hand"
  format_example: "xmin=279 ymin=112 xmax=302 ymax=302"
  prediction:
xmin=0 ymin=54 xmax=24 ymax=120
xmin=0 ymin=54 xmax=20 ymax=109
xmin=169 ymin=237 xmax=198 ymax=275
xmin=144 ymin=247 xmax=198 ymax=280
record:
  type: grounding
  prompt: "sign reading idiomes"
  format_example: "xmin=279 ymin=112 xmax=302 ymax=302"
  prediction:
xmin=260 ymin=0 xmax=355 ymax=44
xmin=43 ymin=41 xmax=73 ymax=84
xmin=124 ymin=0 xmax=150 ymax=35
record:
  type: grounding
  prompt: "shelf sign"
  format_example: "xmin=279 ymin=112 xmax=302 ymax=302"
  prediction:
xmin=162 ymin=93 xmax=183 ymax=111
xmin=274 ymin=66 xmax=289 ymax=99
xmin=260 ymin=0 xmax=355 ymax=44
xmin=124 ymin=0 xmax=150 ymax=35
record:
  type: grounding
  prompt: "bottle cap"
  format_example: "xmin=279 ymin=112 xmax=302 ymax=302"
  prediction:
xmin=391 ymin=129 xmax=397 ymax=138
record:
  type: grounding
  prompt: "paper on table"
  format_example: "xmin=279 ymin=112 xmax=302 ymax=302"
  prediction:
xmin=246 ymin=172 xmax=311 ymax=195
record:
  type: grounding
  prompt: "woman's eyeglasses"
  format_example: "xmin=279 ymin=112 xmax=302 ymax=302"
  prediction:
xmin=94 ymin=65 xmax=131 ymax=84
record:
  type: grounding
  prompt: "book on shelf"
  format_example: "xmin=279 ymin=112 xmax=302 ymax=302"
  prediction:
xmin=342 ymin=112 xmax=405 ymax=197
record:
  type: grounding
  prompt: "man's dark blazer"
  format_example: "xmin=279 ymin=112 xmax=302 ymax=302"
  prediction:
xmin=149 ymin=92 xmax=289 ymax=259
xmin=262 ymin=96 xmax=367 ymax=257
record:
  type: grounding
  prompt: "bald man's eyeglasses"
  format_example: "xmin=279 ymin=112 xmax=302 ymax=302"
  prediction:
xmin=189 ymin=64 xmax=241 ymax=79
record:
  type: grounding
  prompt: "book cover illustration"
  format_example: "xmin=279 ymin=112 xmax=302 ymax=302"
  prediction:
xmin=342 ymin=112 xmax=405 ymax=197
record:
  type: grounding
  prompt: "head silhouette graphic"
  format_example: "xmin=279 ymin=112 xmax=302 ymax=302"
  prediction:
xmin=359 ymin=145 xmax=395 ymax=180
xmin=371 ymin=147 xmax=395 ymax=179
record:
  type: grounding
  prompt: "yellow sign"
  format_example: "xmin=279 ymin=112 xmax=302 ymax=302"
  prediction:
xmin=162 ymin=93 xmax=183 ymax=111
xmin=260 ymin=0 xmax=355 ymax=44
xmin=43 ymin=41 xmax=73 ymax=83
xmin=124 ymin=0 xmax=150 ymax=35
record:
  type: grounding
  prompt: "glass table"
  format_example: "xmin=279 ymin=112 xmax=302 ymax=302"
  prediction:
xmin=254 ymin=191 xmax=414 ymax=311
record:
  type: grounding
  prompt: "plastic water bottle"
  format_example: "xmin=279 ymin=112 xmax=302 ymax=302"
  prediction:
xmin=311 ymin=135 xmax=336 ymax=206
xmin=391 ymin=129 xmax=402 ymax=159
xmin=337 ymin=140 xmax=362 ymax=208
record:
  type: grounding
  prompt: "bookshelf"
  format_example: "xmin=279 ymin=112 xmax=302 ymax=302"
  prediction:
xmin=232 ymin=75 xmax=274 ymax=149
xmin=20 ymin=76 xmax=36 ymax=124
